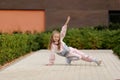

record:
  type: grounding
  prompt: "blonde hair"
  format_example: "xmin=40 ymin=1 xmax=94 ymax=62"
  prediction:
xmin=48 ymin=30 xmax=61 ymax=50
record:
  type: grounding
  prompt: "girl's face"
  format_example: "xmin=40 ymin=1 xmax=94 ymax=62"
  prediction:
xmin=53 ymin=33 xmax=60 ymax=42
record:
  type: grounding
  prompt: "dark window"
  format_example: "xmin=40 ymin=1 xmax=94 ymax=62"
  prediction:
xmin=109 ymin=11 xmax=120 ymax=23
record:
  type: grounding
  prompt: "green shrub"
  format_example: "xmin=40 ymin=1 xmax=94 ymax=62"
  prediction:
xmin=109 ymin=23 xmax=120 ymax=30
xmin=64 ymin=28 xmax=103 ymax=49
xmin=94 ymin=25 xmax=108 ymax=30
xmin=112 ymin=30 xmax=120 ymax=58
xmin=27 ymin=33 xmax=40 ymax=51
xmin=99 ymin=29 xmax=114 ymax=49
xmin=0 ymin=25 xmax=120 ymax=65
xmin=113 ymin=45 xmax=120 ymax=58
xmin=0 ymin=34 xmax=29 ymax=65
xmin=35 ymin=32 xmax=51 ymax=49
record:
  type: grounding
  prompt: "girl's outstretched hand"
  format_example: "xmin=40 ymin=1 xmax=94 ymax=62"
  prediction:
xmin=64 ymin=16 xmax=70 ymax=25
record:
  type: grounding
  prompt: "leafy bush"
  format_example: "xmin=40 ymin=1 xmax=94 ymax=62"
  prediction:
xmin=0 ymin=34 xmax=29 ymax=65
xmin=94 ymin=25 xmax=108 ymax=30
xmin=109 ymin=23 xmax=120 ymax=30
xmin=39 ymin=28 xmax=120 ymax=58
xmin=27 ymin=33 xmax=40 ymax=51
xmin=35 ymin=27 xmax=120 ymax=58
xmin=64 ymin=28 xmax=105 ymax=49
xmin=0 ymin=25 xmax=120 ymax=65
xmin=35 ymin=32 xmax=51 ymax=49
xmin=112 ymin=30 xmax=120 ymax=58
xmin=0 ymin=33 xmax=41 ymax=65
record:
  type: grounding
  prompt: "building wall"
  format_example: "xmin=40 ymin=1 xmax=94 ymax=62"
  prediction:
xmin=108 ymin=0 xmax=120 ymax=10
xmin=0 ymin=0 xmax=120 ymax=30
xmin=45 ymin=0 xmax=115 ymax=28
xmin=0 ymin=0 xmax=45 ymax=9
xmin=0 ymin=0 xmax=45 ymax=33
xmin=0 ymin=10 xmax=45 ymax=33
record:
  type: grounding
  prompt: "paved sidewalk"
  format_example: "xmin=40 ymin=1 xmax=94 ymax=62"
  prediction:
xmin=0 ymin=50 xmax=120 ymax=80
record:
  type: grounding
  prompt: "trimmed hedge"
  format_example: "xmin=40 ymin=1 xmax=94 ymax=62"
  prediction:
xmin=0 ymin=33 xmax=40 ymax=65
xmin=0 ymin=26 xmax=120 ymax=65
xmin=37 ymin=28 xmax=120 ymax=58
xmin=0 ymin=34 xmax=28 ymax=65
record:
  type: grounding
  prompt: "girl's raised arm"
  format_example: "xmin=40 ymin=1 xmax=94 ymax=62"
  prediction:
xmin=60 ymin=16 xmax=70 ymax=40
xmin=64 ymin=16 xmax=70 ymax=25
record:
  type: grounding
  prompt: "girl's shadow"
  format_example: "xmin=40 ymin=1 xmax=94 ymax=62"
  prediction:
xmin=53 ymin=63 xmax=98 ymax=67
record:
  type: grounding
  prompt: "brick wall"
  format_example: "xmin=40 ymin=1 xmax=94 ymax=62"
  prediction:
xmin=0 ymin=0 xmax=119 ymax=30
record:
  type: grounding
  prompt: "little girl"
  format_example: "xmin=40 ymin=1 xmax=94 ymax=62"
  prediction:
xmin=47 ymin=16 xmax=102 ymax=66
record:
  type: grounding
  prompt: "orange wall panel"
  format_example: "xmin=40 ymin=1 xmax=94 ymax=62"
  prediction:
xmin=0 ymin=10 xmax=45 ymax=33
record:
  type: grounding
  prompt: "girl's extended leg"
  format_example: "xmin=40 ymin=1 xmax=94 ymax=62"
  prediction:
xmin=68 ymin=47 xmax=102 ymax=65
